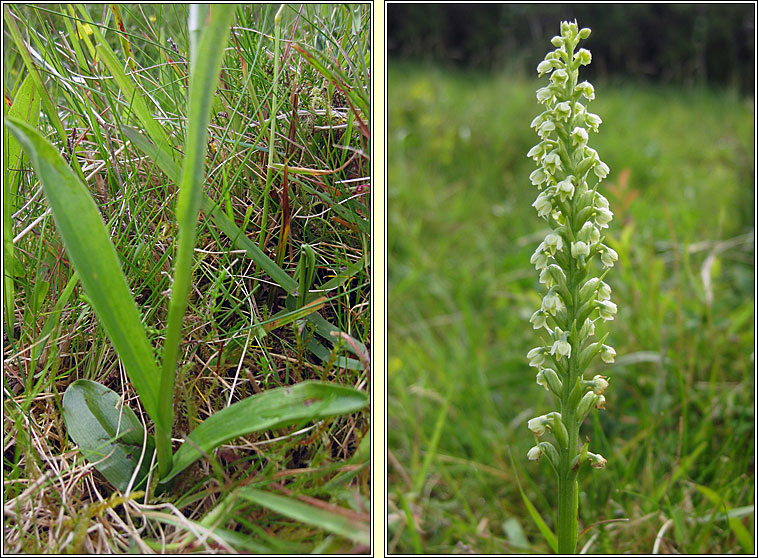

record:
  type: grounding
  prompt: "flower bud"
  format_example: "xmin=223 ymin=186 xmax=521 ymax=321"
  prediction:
xmin=579 ymin=317 xmax=596 ymax=339
xmin=551 ymin=35 xmax=564 ymax=47
xmin=577 ymin=391 xmax=598 ymax=418
xmin=571 ymin=241 xmax=590 ymax=258
xmin=540 ymin=367 xmax=563 ymax=395
xmin=578 ymin=27 xmax=591 ymax=39
xmin=579 ymin=277 xmax=600 ymax=300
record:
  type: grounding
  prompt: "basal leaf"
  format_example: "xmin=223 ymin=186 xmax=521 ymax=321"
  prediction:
xmin=161 ymin=381 xmax=368 ymax=483
xmin=62 ymin=379 xmax=155 ymax=492
xmin=4 ymin=117 xmax=162 ymax=424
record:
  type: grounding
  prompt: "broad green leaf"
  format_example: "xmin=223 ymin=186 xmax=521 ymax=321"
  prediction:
xmin=236 ymin=487 xmax=370 ymax=546
xmin=62 ymin=379 xmax=155 ymax=492
xmin=4 ymin=117 xmax=162 ymax=424
xmin=161 ymin=381 xmax=368 ymax=483
xmin=156 ymin=4 xmax=236 ymax=477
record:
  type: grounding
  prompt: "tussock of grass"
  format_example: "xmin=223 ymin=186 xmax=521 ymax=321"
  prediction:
xmin=4 ymin=4 xmax=370 ymax=554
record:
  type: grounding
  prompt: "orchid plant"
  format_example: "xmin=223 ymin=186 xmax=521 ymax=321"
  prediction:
xmin=525 ymin=20 xmax=617 ymax=554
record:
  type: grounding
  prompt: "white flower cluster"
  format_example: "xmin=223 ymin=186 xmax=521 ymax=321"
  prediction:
xmin=525 ymin=21 xmax=618 ymax=471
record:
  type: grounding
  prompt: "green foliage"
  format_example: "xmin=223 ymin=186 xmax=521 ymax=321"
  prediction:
xmin=388 ymin=63 xmax=753 ymax=554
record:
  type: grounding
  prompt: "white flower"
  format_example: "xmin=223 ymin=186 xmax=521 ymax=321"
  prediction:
xmin=537 ymin=59 xmax=554 ymax=76
xmin=595 ymin=395 xmax=606 ymax=410
xmin=585 ymin=111 xmax=602 ymax=132
xmin=543 ymin=151 xmax=562 ymax=174
xmin=553 ymin=101 xmax=571 ymax=121
xmin=539 ymin=267 xmax=555 ymax=288
xmin=543 ymin=232 xmax=563 ymax=253
xmin=530 ymin=113 xmax=547 ymax=129
xmin=530 ymin=309 xmax=547 ymax=330
xmin=594 ymin=160 xmax=610 ymax=180
xmin=528 ymin=415 xmax=549 ymax=437
xmin=527 ymin=347 xmax=546 ymax=368
xmin=587 ymin=452 xmax=607 ymax=468
xmin=597 ymin=281 xmax=611 ymax=301
xmin=591 ymin=374 xmax=609 ymax=394
xmin=594 ymin=192 xmax=610 ymax=209
xmin=575 ymin=80 xmax=595 ymax=101
xmin=535 ymin=369 xmax=549 ymax=391
xmin=527 ymin=445 xmax=543 ymax=460
xmin=556 ymin=176 xmax=575 ymax=201
xmin=550 ymin=333 xmax=571 ymax=359
xmin=571 ymin=241 xmax=590 ymax=258
xmin=532 ymin=192 xmax=553 ymax=217
xmin=536 ymin=86 xmax=555 ymax=104
xmin=550 ymin=69 xmax=569 ymax=85
xmin=600 ymin=345 xmax=616 ymax=363
xmin=574 ymin=48 xmax=592 ymax=66
xmin=578 ymin=222 xmax=600 ymax=244
xmin=530 ymin=168 xmax=547 ymax=186
xmin=571 ymin=126 xmax=588 ymax=147
xmin=600 ymin=245 xmax=618 ymax=267
xmin=595 ymin=207 xmax=614 ymax=228
xmin=579 ymin=317 xmax=596 ymax=338
xmin=538 ymin=119 xmax=556 ymax=139
xmin=597 ymin=299 xmax=617 ymax=320
xmin=527 ymin=143 xmax=545 ymax=160
xmin=530 ymin=244 xmax=549 ymax=270
xmin=542 ymin=290 xmax=564 ymax=315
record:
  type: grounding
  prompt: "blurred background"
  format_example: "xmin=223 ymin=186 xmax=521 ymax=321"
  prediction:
xmin=387 ymin=3 xmax=754 ymax=555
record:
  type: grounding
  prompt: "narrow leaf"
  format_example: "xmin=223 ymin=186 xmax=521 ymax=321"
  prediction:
xmin=161 ymin=381 xmax=368 ymax=483
xmin=4 ymin=117 xmax=162 ymax=424
xmin=237 ymin=487 xmax=370 ymax=546
xmin=62 ymin=379 xmax=155 ymax=492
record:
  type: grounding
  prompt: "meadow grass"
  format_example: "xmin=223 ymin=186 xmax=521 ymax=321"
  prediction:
xmin=3 ymin=4 xmax=370 ymax=553
xmin=388 ymin=63 xmax=754 ymax=554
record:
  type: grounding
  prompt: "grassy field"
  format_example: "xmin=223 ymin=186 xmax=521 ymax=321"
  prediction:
xmin=387 ymin=63 xmax=754 ymax=554
xmin=3 ymin=5 xmax=370 ymax=553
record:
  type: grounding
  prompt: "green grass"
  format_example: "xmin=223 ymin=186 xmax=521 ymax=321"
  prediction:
xmin=388 ymin=62 xmax=754 ymax=554
xmin=3 ymin=4 xmax=370 ymax=553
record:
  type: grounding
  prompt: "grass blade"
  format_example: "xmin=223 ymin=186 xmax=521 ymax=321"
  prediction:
xmin=161 ymin=381 xmax=368 ymax=483
xmin=4 ymin=117 xmax=162 ymax=424
xmin=4 ymin=73 xmax=41 ymax=337
xmin=62 ymin=379 xmax=155 ymax=492
xmin=156 ymin=4 xmax=236 ymax=477
xmin=236 ymin=487 xmax=370 ymax=546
